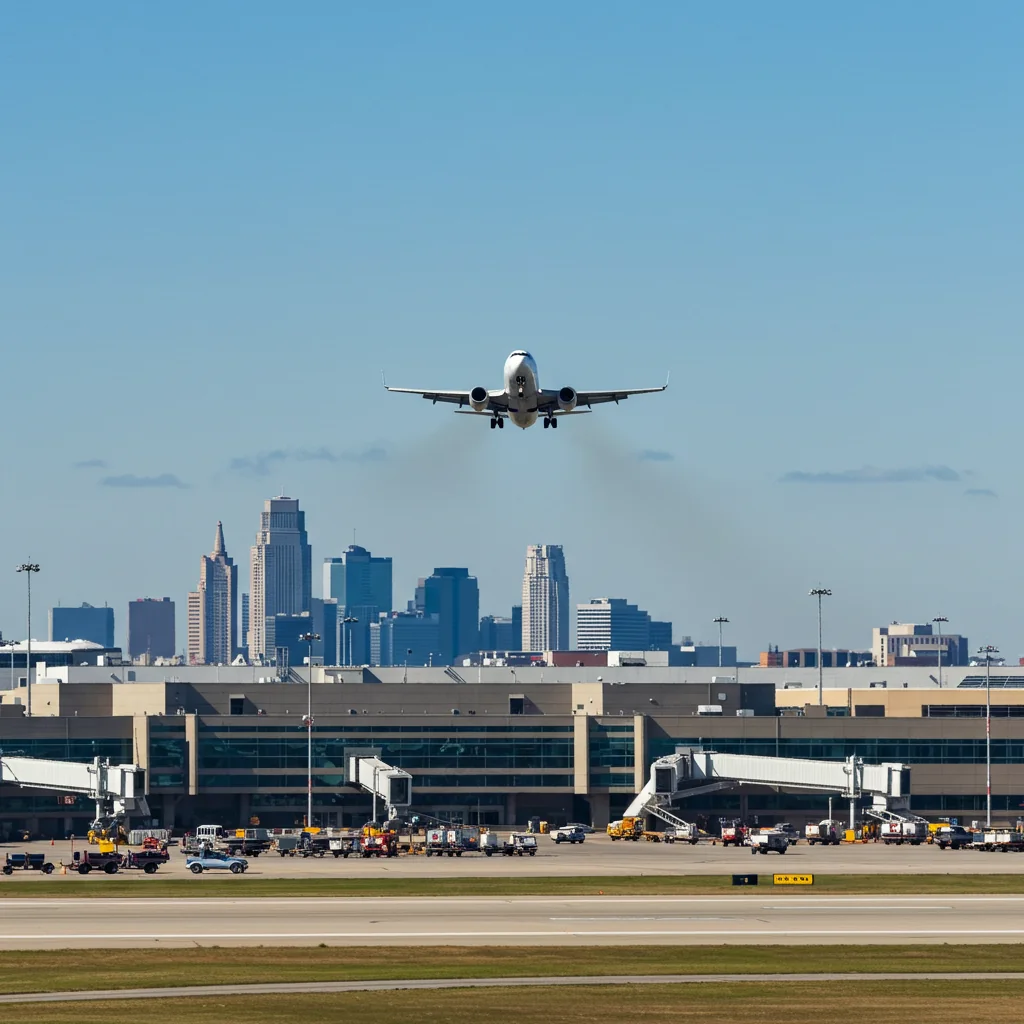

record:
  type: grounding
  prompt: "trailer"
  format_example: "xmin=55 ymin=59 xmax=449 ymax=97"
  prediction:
xmin=972 ymin=830 xmax=1024 ymax=852
xmin=502 ymin=832 xmax=537 ymax=857
xmin=879 ymin=820 xmax=929 ymax=846
xmin=804 ymin=820 xmax=842 ymax=846
xmin=2 ymin=852 xmax=55 ymax=875
xmin=425 ymin=825 xmax=481 ymax=857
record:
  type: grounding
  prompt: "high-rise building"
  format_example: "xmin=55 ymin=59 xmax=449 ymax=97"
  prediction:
xmin=240 ymin=593 xmax=249 ymax=659
xmin=424 ymin=567 xmax=479 ymax=664
xmin=576 ymin=597 xmax=664 ymax=652
xmin=128 ymin=598 xmax=176 ymax=661
xmin=649 ymin=620 xmax=673 ymax=650
xmin=370 ymin=611 xmax=441 ymax=667
xmin=50 ymin=603 xmax=114 ymax=648
xmin=511 ymin=605 xmax=522 ymax=649
xmin=271 ymin=599 xmax=337 ymax=670
xmin=323 ymin=546 xmax=392 ymax=665
xmin=521 ymin=545 xmax=569 ymax=651
xmin=187 ymin=522 xmax=239 ymax=666
xmin=249 ymin=496 xmax=312 ymax=663
xmin=480 ymin=615 xmax=516 ymax=650
xmin=872 ymin=623 xmax=968 ymax=668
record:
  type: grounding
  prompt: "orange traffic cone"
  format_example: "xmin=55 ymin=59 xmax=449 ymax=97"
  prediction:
xmin=50 ymin=838 xmax=54 ymax=846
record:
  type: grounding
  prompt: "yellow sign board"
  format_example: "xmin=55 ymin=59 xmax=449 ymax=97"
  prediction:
xmin=773 ymin=873 xmax=813 ymax=885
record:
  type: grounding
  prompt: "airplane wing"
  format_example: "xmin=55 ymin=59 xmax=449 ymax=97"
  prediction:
xmin=538 ymin=378 xmax=668 ymax=414
xmin=383 ymin=375 xmax=509 ymax=411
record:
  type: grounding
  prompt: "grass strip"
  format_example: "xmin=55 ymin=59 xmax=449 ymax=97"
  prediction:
xmin=2 ymin=945 xmax=1024 ymax=996
xmin=3 ymin=872 xmax=1024 ymax=897
xmin=5 ymin=981 xmax=1024 ymax=1022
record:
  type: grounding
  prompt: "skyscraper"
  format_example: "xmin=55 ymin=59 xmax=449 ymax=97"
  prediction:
xmin=128 ymin=598 xmax=176 ymax=661
xmin=323 ymin=545 xmax=392 ymax=665
xmin=424 ymin=567 xmax=479 ymax=664
xmin=187 ymin=522 xmax=238 ymax=665
xmin=50 ymin=603 xmax=114 ymax=647
xmin=576 ymin=597 xmax=667 ymax=651
xmin=521 ymin=545 xmax=569 ymax=651
xmin=249 ymin=497 xmax=312 ymax=663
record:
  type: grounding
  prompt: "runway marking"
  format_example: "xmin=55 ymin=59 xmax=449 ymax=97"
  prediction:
xmin=5 ymin=929 xmax=1024 ymax=940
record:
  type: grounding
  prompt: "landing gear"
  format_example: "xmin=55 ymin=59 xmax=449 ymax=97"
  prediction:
xmin=490 ymin=419 xmax=496 ymax=429
xmin=543 ymin=416 xmax=558 ymax=429
xmin=490 ymin=418 xmax=504 ymax=429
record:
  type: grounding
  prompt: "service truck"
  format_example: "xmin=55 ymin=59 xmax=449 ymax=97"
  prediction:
xmin=748 ymin=832 xmax=789 ymax=855
xmin=720 ymin=822 xmax=748 ymax=847
xmin=502 ymin=833 xmax=538 ymax=856
xmin=426 ymin=825 xmax=481 ymax=857
xmin=880 ymin=821 xmax=928 ymax=845
xmin=804 ymin=820 xmax=842 ymax=846
xmin=606 ymin=816 xmax=645 ymax=841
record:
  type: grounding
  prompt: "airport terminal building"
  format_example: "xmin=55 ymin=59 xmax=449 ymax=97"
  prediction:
xmin=2 ymin=663 xmax=1024 ymax=838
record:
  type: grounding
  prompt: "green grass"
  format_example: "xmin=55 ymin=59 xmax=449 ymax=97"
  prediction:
xmin=3 ymin=873 xmax=1024 ymax=897
xmin=2 ymin=945 xmax=1024 ymax=996
xmin=6 ymin=982 xmax=1024 ymax=1023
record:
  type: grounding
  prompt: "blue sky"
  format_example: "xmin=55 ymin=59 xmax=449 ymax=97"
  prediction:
xmin=2 ymin=3 xmax=1022 ymax=657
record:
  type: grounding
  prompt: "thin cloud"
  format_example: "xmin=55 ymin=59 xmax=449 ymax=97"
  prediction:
xmin=964 ymin=488 xmax=998 ymax=499
xmin=637 ymin=449 xmax=674 ymax=463
xmin=228 ymin=447 xmax=387 ymax=476
xmin=73 ymin=458 xmax=107 ymax=469
xmin=100 ymin=473 xmax=188 ymax=489
xmin=780 ymin=465 xmax=962 ymax=485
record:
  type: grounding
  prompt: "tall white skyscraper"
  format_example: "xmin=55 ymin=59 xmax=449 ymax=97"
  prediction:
xmin=249 ymin=496 xmax=311 ymax=662
xmin=521 ymin=544 xmax=569 ymax=651
xmin=187 ymin=522 xmax=238 ymax=665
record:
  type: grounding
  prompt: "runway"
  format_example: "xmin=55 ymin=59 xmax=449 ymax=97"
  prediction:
xmin=3 ymin=895 xmax=1023 ymax=948
xmin=4 ymin=972 xmax=1024 ymax=1004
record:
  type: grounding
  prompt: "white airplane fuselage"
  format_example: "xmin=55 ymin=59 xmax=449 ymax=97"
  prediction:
xmin=503 ymin=351 xmax=540 ymax=429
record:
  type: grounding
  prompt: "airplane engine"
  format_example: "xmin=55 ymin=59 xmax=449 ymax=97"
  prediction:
xmin=470 ymin=386 xmax=489 ymax=413
xmin=557 ymin=386 xmax=577 ymax=413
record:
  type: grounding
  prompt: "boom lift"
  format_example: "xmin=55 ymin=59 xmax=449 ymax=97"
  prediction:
xmin=0 ymin=755 xmax=149 ymax=841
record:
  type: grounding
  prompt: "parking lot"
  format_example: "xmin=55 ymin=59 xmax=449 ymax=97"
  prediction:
xmin=3 ymin=834 xmax=1024 ymax=880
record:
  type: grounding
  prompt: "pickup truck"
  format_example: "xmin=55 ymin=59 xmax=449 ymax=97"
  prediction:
xmin=933 ymin=825 xmax=973 ymax=850
xmin=123 ymin=848 xmax=169 ymax=873
xmin=186 ymin=850 xmax=249 ymax=874
xmin=551 ymin=826 xmax=586 ymax=845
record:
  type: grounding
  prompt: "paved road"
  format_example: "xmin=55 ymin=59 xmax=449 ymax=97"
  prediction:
xmin=4 ymin=837 xmax=1023 ymax=879
xmin=2 ymin=895 xmax=1023 ymax=948
xmin=4 ymin=972 xmax=1024 ymax=1004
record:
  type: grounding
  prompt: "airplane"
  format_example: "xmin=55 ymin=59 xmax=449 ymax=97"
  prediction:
xmin=383 ymin=350 xmax=668 ymax=430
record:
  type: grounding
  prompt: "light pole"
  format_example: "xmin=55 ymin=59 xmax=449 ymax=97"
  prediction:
xmin=404 ymin=648 xmax=412 ymax=685
xmin=713 ymin=617 xmax=729 ymax=668
xmin=809 ymin=588 xmax=831 ymax=707
xmin=299 ymin=631 xmax=320 ymax=828
xmin=16 ymin=564 xmax=40 ymax=717
xmin=932 ymin=616 xmax=948 ymax=688
xmin=343 ymin=616 xmax=358 ymax=666
xmin=978 ymin=645 xmax=999 ymax=828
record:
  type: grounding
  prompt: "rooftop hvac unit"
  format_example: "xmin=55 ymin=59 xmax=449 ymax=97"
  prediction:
xmin=697 ymin=704 xmax=723 ymax=716
xmin=735 ymin=709 xmax=754 ymax=717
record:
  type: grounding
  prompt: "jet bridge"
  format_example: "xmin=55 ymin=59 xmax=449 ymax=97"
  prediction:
xmin=0 ymin=755 xmax=150 ymax=833
xmin=625 ymin=749 xmax=913 ymax=831
xmin=347 ymin=755 xmax=412 ymax=821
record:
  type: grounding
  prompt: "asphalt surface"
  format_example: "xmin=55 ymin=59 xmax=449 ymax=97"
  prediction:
xmin=4 ymin=973 xmax=1024 ymax=1004
xmin=3 ymin=894 xmax=1024 ymax=948
xmin=3 ymin=836 xmax=1023 ymax=879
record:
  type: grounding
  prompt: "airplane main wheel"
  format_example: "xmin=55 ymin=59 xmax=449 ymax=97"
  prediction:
xmin=490 ymin=419 xmax=496 ymax=429
xmin=551 ymin=417 xmax=557 ymax=428
xmin=543 ymin=418 xmax=550 ymax=429
xmin=497 ymin=418 xmax=504 ymax=428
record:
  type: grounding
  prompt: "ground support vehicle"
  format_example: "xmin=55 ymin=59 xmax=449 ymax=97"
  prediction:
xmin=223 ymin=829 xmax=272 ymax=858
xmin=880 ymin=821 xmax=928 ymax=845
xmin=933 ymin=825 xmax=973 ymax=850
xmin=329 ymin=835 xmax=359 ymax=858
xmin=481 ymin=832 xmax=500 ymax=856
xmin=186 ymin=850 xmax=248 ymax=874
xmin=360 ymin=826 xmax=398 ymax=858
xmin=552 ymin=826 xmax=586 ymax=845
xmin=973 ymin=830 xmax=1024 ymax=852
xmin=426 ymin=826 xmax=481 ymax=857
xmin=661 ymin=824 xmax=700 ymax=845
xmin=606 ymin=816 xmax=645 ymax=841
xmin=720 ymin=822 xmax=748 ymax=847
xmin=3 ymin=853 xmax=55 ymax=875
xmin=72 ymin=850 xmax=123 ymax=874
xmin=502 ymin=833 xmax=538 ymax=857
xmin=123 ymin=849 xmax=169 ymax=873
xmin=805 ymin=820 xmax=842 ymax=846
xmin=748 ymin=832 xmax=789 ymax=855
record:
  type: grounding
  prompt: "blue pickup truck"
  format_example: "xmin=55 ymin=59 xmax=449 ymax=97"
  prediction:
xmin=185 ymin=850 xmax=249 ymax=874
